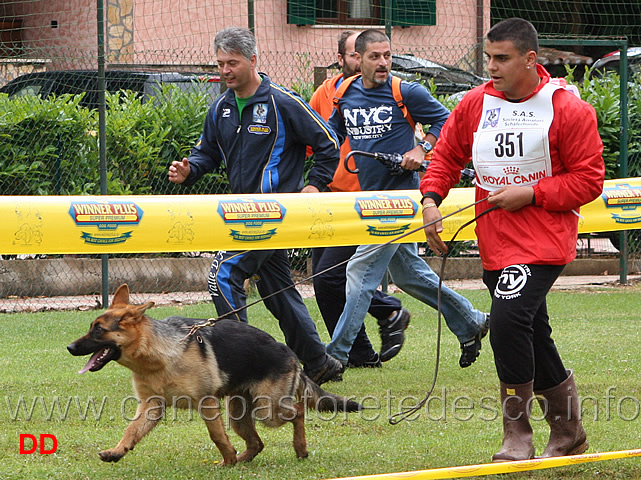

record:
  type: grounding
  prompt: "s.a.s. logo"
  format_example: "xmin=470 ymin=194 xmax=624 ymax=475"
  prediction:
xmin=495 ymin=264 xmax=531 ymax=299
xmin=482 ymin=108 xmax=500 ymax=129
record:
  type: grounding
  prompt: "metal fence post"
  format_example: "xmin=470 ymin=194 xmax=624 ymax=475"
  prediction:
xmin=97 ymin=0 xmax=109 ymax=307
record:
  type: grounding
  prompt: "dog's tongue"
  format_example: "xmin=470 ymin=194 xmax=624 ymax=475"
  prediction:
xmin=78 ymin=348 xmax=109 ymax=374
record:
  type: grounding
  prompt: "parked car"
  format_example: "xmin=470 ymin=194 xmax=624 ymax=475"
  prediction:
xmin=391 ymin=53 xmax=488 ymax=95
xmin=327 ymin=53 xmax=487 ymax=96
xmin=0 ymin=70 xmax=222 ymax=108
xmin=589 ymin=47 xmax=641 ymax=79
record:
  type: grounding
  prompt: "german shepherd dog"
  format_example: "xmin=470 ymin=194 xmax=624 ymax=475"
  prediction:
xmin=68 ymin=284 xmax=362 ymax=465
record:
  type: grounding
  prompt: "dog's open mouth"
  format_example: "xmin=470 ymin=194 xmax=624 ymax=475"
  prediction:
xmin=78 ymin=347 xmax=119 ymax=374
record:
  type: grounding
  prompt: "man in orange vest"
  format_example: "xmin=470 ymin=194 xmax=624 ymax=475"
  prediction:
xmin=308 ymin=31 xmax=410 ymax=369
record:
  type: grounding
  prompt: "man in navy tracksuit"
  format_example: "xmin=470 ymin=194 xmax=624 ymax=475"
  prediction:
xmin=169 ymin=27 xmax=343 ymax=385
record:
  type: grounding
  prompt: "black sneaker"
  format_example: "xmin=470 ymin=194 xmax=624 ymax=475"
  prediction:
xmin=347 ymin=352 xmax=382 ymax=368
xmin=305 ymin=355 xmax=345 ymax=385
xmin=379 ymin=308 xmax=411 ymax=362
xmin=481 ymin=312 xmax=490 ymax=337
xmin=459 ymin=313 xmax=489 ymax=368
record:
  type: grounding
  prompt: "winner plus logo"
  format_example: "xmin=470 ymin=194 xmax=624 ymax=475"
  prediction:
xmin=354 ymin=195 xmax=417 ymax=237
xmin=69 ymin=200 xmax=143 ymax=246
xmin=601 ymin=183 xmax=641 ymax=226
xmin=217 ymin=199 xmax=286 ymax=242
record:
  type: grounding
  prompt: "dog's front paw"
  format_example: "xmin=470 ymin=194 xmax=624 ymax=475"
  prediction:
xmin=99 ymin=449 xmax=126 ymax=462
xmin=216 ymin=455 xmax=238 ymax=467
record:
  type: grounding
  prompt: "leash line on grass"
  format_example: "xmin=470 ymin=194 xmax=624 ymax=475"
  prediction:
xmin=388 ymin=204 xmax=497 ymax=425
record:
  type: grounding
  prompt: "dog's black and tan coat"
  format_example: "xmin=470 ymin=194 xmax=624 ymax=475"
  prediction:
xmin=68 ymin=284 xmax=362 ymax=465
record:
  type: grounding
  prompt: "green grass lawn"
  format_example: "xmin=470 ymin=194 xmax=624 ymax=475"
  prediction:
xmin=1 ymin=286 xmax=640 ymax=479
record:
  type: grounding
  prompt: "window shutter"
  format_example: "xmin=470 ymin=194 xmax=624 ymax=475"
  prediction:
xmin=391 ymin=0 xmax=436 ymax=26
xmin=287 ymin=0 xmax=316 ymax=25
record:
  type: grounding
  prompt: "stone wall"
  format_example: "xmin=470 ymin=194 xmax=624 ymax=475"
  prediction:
xmin=0 ymin=257 xmax=211 ymax=297
xmin=0 ymin=257 xmax=621 ymax=298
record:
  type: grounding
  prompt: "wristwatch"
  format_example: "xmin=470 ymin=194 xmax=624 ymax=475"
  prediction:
xmin=417 ymin=140 xmax=433 ymax=154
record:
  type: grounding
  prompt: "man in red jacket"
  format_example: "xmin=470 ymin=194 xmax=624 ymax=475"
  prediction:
xmin=420 ymin=18 xmax=604 ymax=462
xmin=308 ymin=31 xmax=410 ymax=368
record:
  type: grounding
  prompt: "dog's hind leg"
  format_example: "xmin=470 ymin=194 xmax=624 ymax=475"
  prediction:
xmin=228 ymin=395 xmax=264 ymax=462
xmin=99 ymin=397 xmax=164 ymax=462
xmin=201 ymin=397 xmax=238 ymax=466
xmin=291 ymin=402 xmax=309 ymax=459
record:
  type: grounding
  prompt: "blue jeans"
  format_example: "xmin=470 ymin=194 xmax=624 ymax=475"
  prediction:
xmin=312 ymin=245 xmax=402 ymax=363
xmin=327 ymin=242 xmax=485 ymax=364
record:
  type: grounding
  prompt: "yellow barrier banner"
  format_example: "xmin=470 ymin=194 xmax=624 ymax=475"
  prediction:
xmin=3 ymin=177 xmax=641 ymax=255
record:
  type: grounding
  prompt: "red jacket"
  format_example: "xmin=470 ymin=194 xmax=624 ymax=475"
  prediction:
xmin=420 ymin=65 xmax=605 ymax=270
xmin=307 ymin=74 xmax=360 ymax=192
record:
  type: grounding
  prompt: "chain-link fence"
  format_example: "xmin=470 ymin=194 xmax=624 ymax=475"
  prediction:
xmin=0 ymin=0 xmax=639 ymax=311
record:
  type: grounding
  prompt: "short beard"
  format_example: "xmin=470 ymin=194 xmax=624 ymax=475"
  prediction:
xmin=372 ymin=71 xmax=388 ymax=86
xmin=343 ymin=66 xmax=359 ymax=78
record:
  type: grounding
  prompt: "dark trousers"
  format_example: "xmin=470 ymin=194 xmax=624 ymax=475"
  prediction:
xmin=208 ymin=249 xmax=326 ymax=369
xmin=312 ymin=246 xmax=401 ymax=363
xmin=483 ymin=264 xmax=568 ymax=390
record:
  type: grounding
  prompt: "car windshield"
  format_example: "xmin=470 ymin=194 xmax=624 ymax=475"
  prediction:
xmin=13 ymin=84 xmax=46 ymax=97
xmin=590 ymin=48 xmax=641 ymax=79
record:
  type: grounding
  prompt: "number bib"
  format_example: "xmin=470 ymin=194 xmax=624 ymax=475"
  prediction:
xmin=472 ymin=83 xmax=562 ymax=192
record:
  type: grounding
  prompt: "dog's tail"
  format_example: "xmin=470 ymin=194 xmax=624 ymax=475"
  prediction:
xmin=298 ymin=370 xmax=363 ymax=413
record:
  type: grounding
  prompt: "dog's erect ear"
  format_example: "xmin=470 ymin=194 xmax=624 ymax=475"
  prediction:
xmin=136 ymin=301 xmax=155 ymax=315
xmin=119 ymin=301 xmax=155 ymax=325
xmin=111 ymin=284 xmax=130 ymax=307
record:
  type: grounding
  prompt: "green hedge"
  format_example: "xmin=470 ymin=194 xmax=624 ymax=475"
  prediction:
xmin=575 ymin=69 xmax=641 ymax=179
xmin=0 ymin=93 xmax=97 ymax=195
xmin=0 ymin=72 xmax=638 ymax=197
xmin=0 ymin=85 xmax=229 ymax=196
